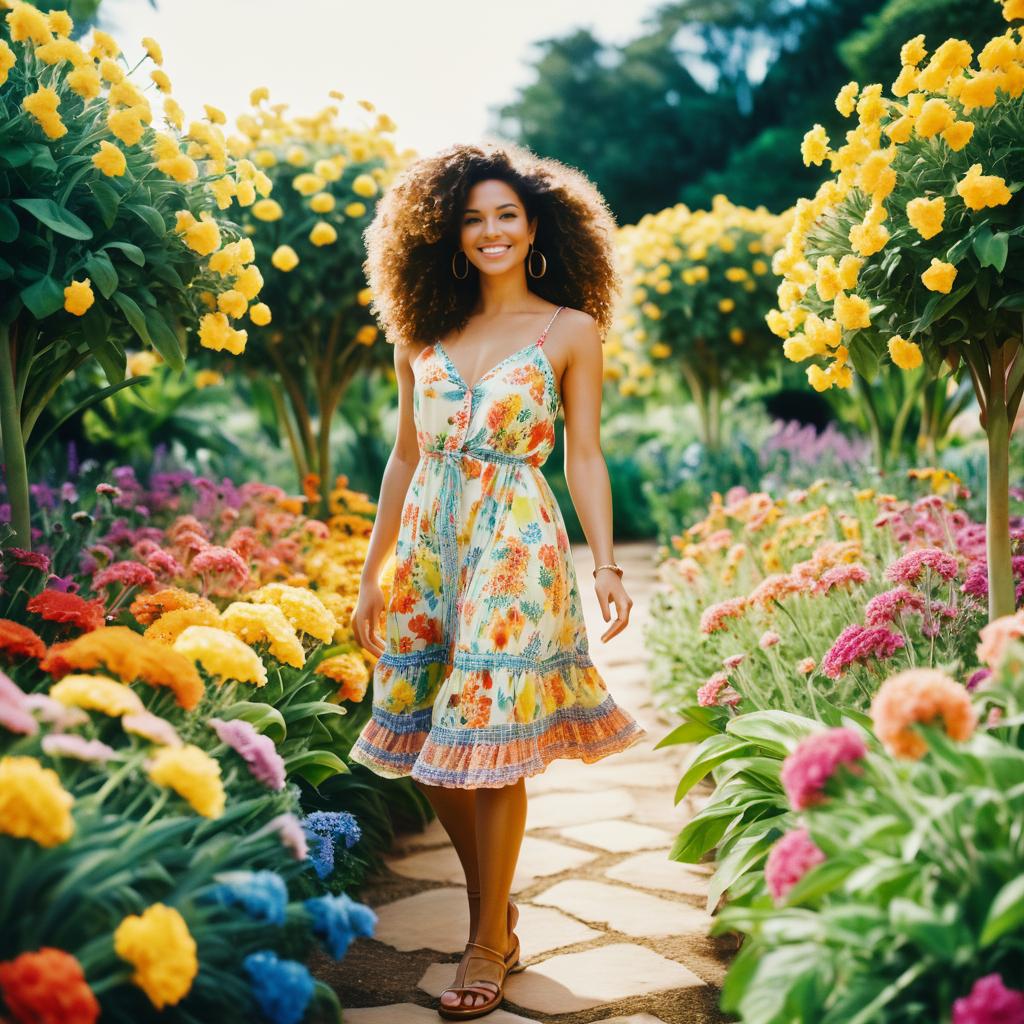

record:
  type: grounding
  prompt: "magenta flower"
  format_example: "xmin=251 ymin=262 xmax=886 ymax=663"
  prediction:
xmin=191 ymin=545 xmax=250 ymax=592
xmin=813 ymin=563 xmax=870 ymax=596
xmin=4 ymin=547 xmax=51 ymax=573
xmin=92 ymin=560 xmax=157 ymax=591
xmin=821 ymin=625 xmax=905 ymax=680
xmin=780 ymin=728 xmax=867 ymax=810
xmin=765 ymin=828 xmax=826 ymax=904
xmin=864 ymin=586 xmax=927 ymax=627
xmin=210 ymin=717 xmax=286 ymax=790
xmin=884 ymin=547 xmax=959 ymax=585
xmin=952 ymin=974 xmax=1024 ymax=1024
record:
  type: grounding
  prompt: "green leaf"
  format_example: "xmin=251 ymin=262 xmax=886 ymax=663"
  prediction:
xmin=112 ymin=292 xmax=153 ymax=345
xmin=89 ymin=179 xmax=120 ymax=229
xmin=130 ymin=204 xmax=166 ymax=236
xmin=981 ymin=875 xmax=1024 ymax=946
xmin=0 ymin=257 xmax=12 ymax=282
xmin=0 ymin=204 xmax=19 ymax=243
xmin=284 ymin=749 xmax=350 ymax=787
xmin=20 ymin=276 xmax=65 ymax=319
xmin=725 ymin=710 xmax=820 ymax=755
xmin=84 ymin=252 xmax=118 ymax=299
xmin=849 ymin=340 xmax=879 ymax=381
xmin=281 ymin=700 xmax=349 ymax=726
xmin=973 ymin=228 xmax=1009 ymax=272
xmin=655 ymin=718 xmax=721 ymax=747
xmin=220 ymin=701 xmax=287 ymax=744
xmin=675 ymin=735 xmax=757 ymax=803
xmin=144 ymin=310 xmax=185 ymax=372
xmin=914 ymin=281 xmax=974 ymax=334
xmin=103 ymin=241 xmax=145 ymax=266
xmin=13 ymin=198 xmax=93 ymax=240
xmin=0 ymin=143 xmax=36 ymax=169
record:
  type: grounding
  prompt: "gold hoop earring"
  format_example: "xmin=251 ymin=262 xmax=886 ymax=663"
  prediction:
xmin=451 ymin=250 xmax=470 ymax=280
xmin=527 ymin=243 xmax=547 ymax=278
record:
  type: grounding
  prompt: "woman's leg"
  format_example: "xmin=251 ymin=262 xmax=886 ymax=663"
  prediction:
xmin=473 ymin=776 xmax=527 ymax=953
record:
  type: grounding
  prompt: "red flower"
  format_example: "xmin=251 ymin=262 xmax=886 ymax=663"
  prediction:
xmin=25 ymin=591 xmax=105 ymax=633
xmin=0 ymin=947 xmax=100 ymax=1024
xmin=38 ymin=640 xmax=75 ymax=679
xmin=0 ymin=620 xmax=46 ymax=661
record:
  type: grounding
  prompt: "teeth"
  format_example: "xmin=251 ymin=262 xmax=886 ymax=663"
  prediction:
xmin=481 ymin=246 xmax=509 ymax=253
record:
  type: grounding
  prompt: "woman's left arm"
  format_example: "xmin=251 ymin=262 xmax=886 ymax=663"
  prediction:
xmin=559 ymin=312 xmax=632 ymax=642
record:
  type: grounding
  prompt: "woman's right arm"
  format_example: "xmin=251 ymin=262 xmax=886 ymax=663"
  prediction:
xmin=349 ymin=339 xmax=422 ymax=658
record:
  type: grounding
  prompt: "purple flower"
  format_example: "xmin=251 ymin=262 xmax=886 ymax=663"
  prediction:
xmin=821 ymin=625 xmax=905 ymax=679
xmin=305 ymin=893 xmax=377 ymax=959
xmin=952 ymin=974 xmax=1024 ymax=1024
xmin=303 ymin=811 xmax=362 ymax=879
xmin=209 ymin=717 xmax=286 ymax=790
xmin=966 ymin=668 xmax=993 ymax=691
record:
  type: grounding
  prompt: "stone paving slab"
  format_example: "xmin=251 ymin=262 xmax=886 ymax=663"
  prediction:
xmin=604 ymin=850 xmax=715 ymax=898
xmin=525 ymin=788 xmax=637 ymax=829
xmin=344 ymin=1004 xmax=538 ymax=1024
xmin=558 ymin=819 xmax=674 ymax=853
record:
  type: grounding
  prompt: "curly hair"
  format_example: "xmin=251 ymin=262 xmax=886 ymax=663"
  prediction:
xmin=361 ymin=138 xmax=622 ymax=346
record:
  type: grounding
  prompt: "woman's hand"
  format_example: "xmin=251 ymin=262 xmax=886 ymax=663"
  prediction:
xmin=350 ymin=580 xmax=386 ymax=659
xmin=595 ymin=571 xmax=632 ymax=642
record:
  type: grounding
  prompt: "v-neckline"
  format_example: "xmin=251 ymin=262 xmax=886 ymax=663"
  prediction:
xmin=434 ymin=339 xmax=537 ymax=393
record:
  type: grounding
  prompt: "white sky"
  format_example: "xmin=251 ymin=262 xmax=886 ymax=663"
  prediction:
xmin=101 ymin=0 xmax=662 ymax=159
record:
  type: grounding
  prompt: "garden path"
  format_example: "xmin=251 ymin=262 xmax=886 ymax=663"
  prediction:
xmin=316 ymin=540 xmax=734 ymax=1024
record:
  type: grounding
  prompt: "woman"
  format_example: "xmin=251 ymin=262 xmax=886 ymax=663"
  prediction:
xmin=349 ymin=139 xmax=646 ymax=1020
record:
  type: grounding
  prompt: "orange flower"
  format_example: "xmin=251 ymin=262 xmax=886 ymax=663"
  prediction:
xmin=50 ymin=627 xmax=204 ymax=710
xmin=25 ymin=591 xmax=106 ymax=633
xmin=130 ymin=587 xmax=216 ymax=626
xmin=870 ymin=668 xmax=977 ymax=759
xmin=976 ymin=610 xmax=1024 ymax=669
xmin=0 ymin=620 xmax=46 ymax=661
xmin=143 ymin=605 xmax=222 ymax=645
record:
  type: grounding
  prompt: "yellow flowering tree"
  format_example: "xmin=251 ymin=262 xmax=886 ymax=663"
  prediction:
xmin=616 ymin=197 xmax=792 ymax=450
xmin=0 ymin=4 xmax=268 ymax=549
xmin=221 ymin=89 xmax=409 ymax=517
xmin=767 ymin=4 xmax=1024 ymax=618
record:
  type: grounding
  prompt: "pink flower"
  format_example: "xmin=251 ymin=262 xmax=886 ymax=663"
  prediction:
xmin=123 ymin=711 xmax=182 ymax=747
xmin=190 ymin=545 xmax=250 ymax=592
xmin=758 ymin=630 xmax=781 ymax=650
xmin=267 ymin=812 xmax=309 ymax=860
xmin=42 ymin=733 xmax=117 ymax=764
xmin=952 ymin=974 xmax=1024 ymax=1024
xmin=697 ymin=672 xmax=741 ymax=708
xmin=864 ymin=586 xmax=926 ymax=626
xmin=780 ymin=728 xmax=867 ymax=810
xmin=884 ymin=547 xmax=959 ymax=585
xmin=210 ymin=717 xmax=285 ymax=790
xmin=813 ymin=563 xmax=870 ymax=596
xmin=145 ymin=549 xmax=185 ymax=579
xmin=700 ymin=597 xmax=747 ymax=635
xmin=22 ymin=693 xmax=88 ymax=730
xmin=0 ymin=671 xmax=37 ymax=735
xmin=977 ymin=611 xmax=1024 ymax=669
xmin=764 ymin=828 xmax=825 ymax=904
xmin=966 ymin=668 xmax=992 ymax=691
xmin=796 ymin=657 xmax=816 ymax=675
xmin=822 ymin=625 xmax=905 ymax=680
xmin=92 ymin=560 xmax=157 ymax=591
xmin=748 ymin=573 xmax=807 ymax=609
xmin=4 ymin=547 xmax=50 ymax=573
xmin=722 ymin=653 xmax=746 ymax=670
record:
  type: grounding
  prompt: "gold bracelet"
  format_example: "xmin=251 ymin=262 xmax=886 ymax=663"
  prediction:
xmin=593 ymin=562 xmax=624 ymax=578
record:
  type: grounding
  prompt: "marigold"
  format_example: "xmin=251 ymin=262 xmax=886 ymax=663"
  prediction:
xmin=317 ymin=652 xmax=369 ymax=702
xmin=922 ymin=259 xmax=957 ymax=294
xmin=113 ymin=904 xmax=198 ymax=1009
xmin=131 ymin=587 xmax=215 ymax=626
xmin=249 ymin=582 xmax=336 ymax=643
xmin=956 ymin=163 xmax=1013 ymax=211
xmin=172 ymin=625 xmax=267 ymax=686
xmin=143 ymin=604 xmax=222 ymax=644
xmin=0 ymin=619 xmax=46 ymax=661
xmin=0 ymin=756 xmax=74 ymax=847
xmin=0 ymin=947 xmax=99 ymax=1024
xmin=146 ymin=744 xmax=225 ymax=817
xmin=871 ymin=668 xmax=977 ymax=758
xmin=906 ymin=195 xmax=944 ymax=239
xmin=50 ymin=673 xmax=144 ymax=716
xmin=271 ymin=244 xmax=299 ymax=271
xmin=888 ymin=335 xmax=923 ymax=369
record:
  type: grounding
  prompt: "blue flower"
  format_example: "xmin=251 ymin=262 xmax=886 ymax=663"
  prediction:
xmin=207 ymin=870 xmax=288 ymax=925
xmin=302 ymin=811 xmax=362 ymax=880
xmin=305 ymin=893 xmax=377 ymax=959
xmin=243 ymin=950 xmax=314 ymax=1024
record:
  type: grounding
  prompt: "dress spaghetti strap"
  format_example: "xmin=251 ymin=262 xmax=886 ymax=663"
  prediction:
xmin=536 ymin=305 xmax=565 ymax=347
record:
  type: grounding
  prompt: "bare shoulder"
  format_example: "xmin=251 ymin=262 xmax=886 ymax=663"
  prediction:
xmin=394 ymin=339 xmax=433 ymax=370
xmin=552 ymin=306 xmax=601 ymax=361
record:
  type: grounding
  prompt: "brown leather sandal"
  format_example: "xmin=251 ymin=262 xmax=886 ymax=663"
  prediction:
xmin=465 ymin=891 xmax=526 ymax=973
xmin=437 ymin=940 xmax=510 ymax=1020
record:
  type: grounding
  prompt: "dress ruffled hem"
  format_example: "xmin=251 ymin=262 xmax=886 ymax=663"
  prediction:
xmin=347 ymin=691 xmax=648 ymax=789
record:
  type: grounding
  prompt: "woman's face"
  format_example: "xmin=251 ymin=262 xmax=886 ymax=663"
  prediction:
xmin=459 ymin=179 xmax=536 ymax=277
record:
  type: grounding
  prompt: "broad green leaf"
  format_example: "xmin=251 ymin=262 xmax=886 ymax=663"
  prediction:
xmin=281 ymin=700 xmax=349 ymax=726
xmin=221 ymin=701 xmax=286 ymax=743
xmin=20 ymin=276 xmax=65 ymax=319
xmin=0 ymin=257 xmax=12 ymax=281
xmin=130 ymin=204 xmax=166 ymax=236
xmin=675 ymin=735 xmax=757 ymax=803
xmin=914 ymin=281 xmax=974 ymax=334
xmin=981 ymin=875 xmax=1024 ymax=946
xmin=284 ymin=749 xmax=350 ymax=787
xmin=144 ymin=310 xmax=185 ymax=371
xmin=103 ymin=241 xmax=145 ymax=266
xmin=655 ymin=717 xmax=720 ymax=747
xmin=89 ymin=179 xmax=120 ymax=229
xmin=973 ymin=227 xmax=1009 ymax=272
xmin=84 ymin=252 xmax=118 ymax=299
xmin=112 ymin=291 xmax=152 ymax=346
xmin=726 ymin=710 xmax=819 ymax=755
xmin=13 ymin=198 xmax=93 ymax=240
xmin=0 ymin=204 xmax=19 ymax=243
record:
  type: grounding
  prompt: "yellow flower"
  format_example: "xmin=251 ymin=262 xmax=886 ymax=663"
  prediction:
xmin=220 ymin=601 xmax=306 ymax=667
xmin=310 ymin=192 xmax=336 ymax=213
xmin=921 ymin=259 xmax=957 ymax=293
xmin=234 ymin=265 xmax=264 ymax=301
xmin=99 ymin=56 xmax=124 ymax=83
xmin=198 ymin=312 xmax=247 ymax=355
xmin=88 ymin=139 xmax=126 ymax=178
xmin=114 ymin=904 xmax=198 ymax=1009
xmin=849 ymin=216 xmax=889 ymax=257
xmin=356 ymin=324 xmax=378 ymax=346
xmin=906 ymin=195 xmax=944 ymax=239
xmin=800 ymin=124 xmax=829 ymax=165
xmin=888 ymin=335 xmax=923 ymax=369
xmin=271 ymin=244 xmax=299 ymax=272
xmin=141 ymin=35 xmax=163 ymax=64
xmin=108 ymin=107 xmax=145 ymax=146
xmin=163 ymin=97 xmax=185 ymax=130
xmin=0 ymin=756 xmax=74 ymax=848
xmin=150 ymin=69 xmax=172 ymax=93
xmin=236 ymin=180 xmax=256 ymax=206
xmin=357 ymin=287 xmax=373 ymax=306
xmin=344 ymin=201 xmax=367 ymax=217
xmin=0 ymin=40 xmax=17 ymax=86
xmin=915 ymin=98 xmax=955 ymax=138
xmin=22 ymin=86 xmax=66 ymax=139
xmin=248 ymin=582 xmax=336 ymax=644
xmin=51 ymin=673 xmax=144 ymax=716
xmin=352 ymin=173 xmax=378 ymax=197
xmin=47 ymin=9 xmax=73 ymax=36
xmin=183 ymin=214 xmax=221 ymax=256
xmin=833 ymin=291 xmax=871 ymax=330
xmin=34 ymin=37 xmax=85 ymax=65
xmin=171 ymin=625 xmax=268 ymax=686
xmin=960 ymin=70 xmax=1000 ymax=112
xmin=252 ymin=198 xmax=283 ymax=222
xmin=286 ymin=145 xmax=308 ymax=166
xmin=195 ymin=369 xmax=224 ymax=388
xmin=314 ymin=158 xmax=342 ymax=182
xmin=157 ymin=153 xmax=198 ymax=183
xmin=900 ymin=34 xmax=927 ymax=66
xmin=89 ymin=29 xmax=120 ymax=59
xmin=293 ymin=172 xmax=325 ymax=196
xmin=7 ymin=2 xmax=52 ymax=44
xmin=209 ymin=176 xmax=236 ymax=209
xmin=835 ymin=81 xmax=859 ymax=117
xmin=250 ymin=86 xmax=270 ymax=105
xmin=127 ymin=350 xmax=159 ymax=376
xmin=310 ymin=221 xmax=337 ymax=246
xmin=718 ymin=297 xmax=735 ymax=313
xmin=249 ymin=303 xmax=272 ymax=326
xmin=216 ymin=289 xmax=247 ymax=318
xmin=942 ymin=120 xmax=974 ymax=152
xmin=956 ymin=163 xmax=1012 ymax=211
xmin=63 ymin=279 xmax=95 ymax=316
xmin=147 ymin=744 xmax=225 ymax=818
xmin=203 ymin=103 xmax=226 ymax=124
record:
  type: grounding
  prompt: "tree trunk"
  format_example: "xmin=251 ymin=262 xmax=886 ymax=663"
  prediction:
xmin=0 ymin=323 xmax=30 ymax=549
xmin=986 ymin=338 xmax=1015 ymax=620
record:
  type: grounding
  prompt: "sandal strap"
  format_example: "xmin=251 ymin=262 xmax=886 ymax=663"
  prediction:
xmin=464 ymin=941 xmax=507 ymax=962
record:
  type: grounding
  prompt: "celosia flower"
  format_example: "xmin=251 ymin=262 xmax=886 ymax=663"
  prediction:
xmin=870 ymin=668 xmax=977 ymax=759
xmin=722 ymin=653 xmax=746 ymax=670
xmin=190 ymin=544 xmax=250 ymax=591
xmin=696 ymin=671 xmax=741 ymax=708
xmin=780 ymin=727 xmax=868 ymax=810
xmin=952 ymin=973 xmax=1024 ymax=1024
xmin=4 ymin=547 xmax=50 ymax=572
xmin=207 ymin=870 xmax=288 ymax=925
xmin=748 ymin=572 xmax=807 ymax=609
xmin=0 ymin=619 xmax=47 ymax=661
xmin=146 ymin=744 xmax=225 ymax=818
xmin=758 ymin=630 xmax=781 ymax=650
xmin=764 ymin=828 xmax=825 ymax=904
xmin=0 ymin=947 xmax=100 ymax=1024
xmin=796 ymin=657 xmax=816 ymax=675
xmin=884 ymin=547 xmax=959 ymax=585
xmin=50 ymin=673 xmax=144 ymax=717
xmin=131 ymin=587 xmax=211 ymax=626
xmin=41 ymin=734 xmax=117 ymax=764
xmin=316 ymin=652 xmax=369 ymax=702
xmin=976 ymin=610 xmax=1024 ymax=669
xmin=220 ymin=602 xmax=306 ymax=667
xmin=113 ymin=904 xmax=197 ymax=1010
xmin=813 ymin=563 xmax=869 ymax=595
xmin=303 ymin=811 xmax=362 ymax=879
xmin=243 ymin=951 xmax=314 ymax=1024
xmin=305 ymin=893 xmax=377 ymax=959
xmin=209 ymin=717 xmax=285 ymax=790
xmin=25 ymin=590 xmax=105 ymax=633
xmin=0 ymin=671 xmax=38 ymax=735
xmin=91 ymin=560 xmax=156 ymax=592
xmin=864 ymin=586 xmax=927 ymax=626
xmin=0 ymin=756 xmax=74 ymax=846
xmin=822 ymin=625 xmax=905 ymax=679
xmin=123 ymin=711 xmax=181 ymax=747
xmin=699 ymin=596 xmax=747 ymax=634
xmin=172 ymin=626 xmax=268 ymax=686
xmin=249 ymin=582 xmax=337 ymax=644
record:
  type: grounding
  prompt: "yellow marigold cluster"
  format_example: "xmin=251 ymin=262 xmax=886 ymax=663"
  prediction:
xmin=171 ymin=625 xmax=268 ymax=686
xmin=50 ymin=673 xmax=145 ymax=716
xmin=0 ymin=755 xmax=74 ymax=847
xmin=146 ymin=744 xmax=225 ymax=817
xmin=219 ymin=601 xmax=306 ymax=667
xmin=248 ymin=582 xmax=337 ymax=643
xmin=143 ymin=603 xmax=222 ymax=644
xmin=113 ymin=904 xmax=198 ymax=1009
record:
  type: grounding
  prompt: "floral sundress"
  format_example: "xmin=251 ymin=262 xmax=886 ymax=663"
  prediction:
xmin=348 ymin=305 xmax=646 ymax=788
